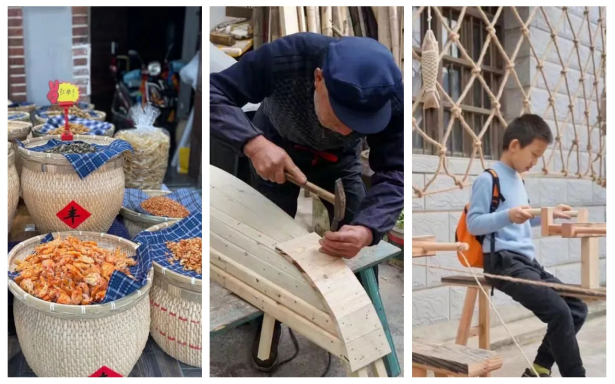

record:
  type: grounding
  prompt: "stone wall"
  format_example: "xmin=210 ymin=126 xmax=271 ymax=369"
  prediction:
xmin=412 ymin=7 xmax=606 ymax=328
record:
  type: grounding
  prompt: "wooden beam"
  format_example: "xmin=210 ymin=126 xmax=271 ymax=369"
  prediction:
xmin=322 ymin=6 xmax=332 ymax=36
xmin=388 ymin=6 xmax=400 ymax=67
xmin=442 ymin=275 xmax=606 ymax=301
xmin=370 ymin=359 xmax=388 ymax=377
xmin=455 ymin=287 xmax=478 ymax=345
xmin=412 ymin=235 xmax=436 ymax=257
xmin=257 ymin=313 xmax=276 ymax=360
xmin=561 ymin=223 xmax=606 ymax=238
xmin=253 ymin=7 xmax=264 ymax=49
xmin=412 ymin=236 xmax=469 ymax=257
xmin=581 ymin=237 xmax=600 ymax=289
xmin=412 ymin=337 xmax=503 ymax=377
xmin=210 ymin=263 xmax=346 ymax=357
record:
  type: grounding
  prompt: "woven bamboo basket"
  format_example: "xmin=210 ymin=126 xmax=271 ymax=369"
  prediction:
xmin=8 ymin=232 xmax=153 ymax=377
xmin=120 ymin=190 xmax=189 ymax=238
xmin=32 ymin=123 xmax=115 ymax=138
xmin=8 ymin=111 xmax=31 ymax=123
xmin=145 ymin=221 xmax=202 ymax=367
xmin=18 ymin=135 xmax=126 ymax=233
xmin=35 ymin=110 xmax=107 ymax=124
xmin=9 ymin=102 xmax=36 ymax=113
xmin=8 ymin=120 xmax=32 ymax=180
xmin=8 ymin=144 xmax=20 ymax=231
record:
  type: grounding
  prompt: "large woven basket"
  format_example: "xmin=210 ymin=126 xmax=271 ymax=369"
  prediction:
xmin=32 ymin=123 xmax=115 ymax=138
xmin=145 ymin=222 xmax=202 ymax=367
xmin=18 ymin=135 xmax=126 ymax=233
xmin=8 ymin=232 xmax=153 ymax=377
xmin=8 ymin=111 xmax=31 ymax=122
xmin=9 ymin=102 xmax=36 ymax=113
xmin=120 ymin=190 xmax=188 ymax=239
xmin=35 ymin=110 xmax=107 ymax=124
xmin=8 ymin=121 xmax=32 ymax=191
xmin=8 ymin=143 xmax=20 ymax=231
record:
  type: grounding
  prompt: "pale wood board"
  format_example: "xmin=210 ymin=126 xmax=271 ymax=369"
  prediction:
xmin=412 ymin=337 xmax=503 ymax=377
xmin=211 ymin=264 xmax=346 ymax=358
xmin=276 ymin=233 xmax=390 ymax=371
xmin=210 ymin=247 xmax=337 ymax=335
xmin=280 ymin=6 xmax=300 ymax=36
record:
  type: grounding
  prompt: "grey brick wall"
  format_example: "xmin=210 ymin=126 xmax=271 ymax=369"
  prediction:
xmin=412 ymin=7 xmax=606 ymax=328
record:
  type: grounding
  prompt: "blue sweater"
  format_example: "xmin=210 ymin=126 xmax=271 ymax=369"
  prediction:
xmin=467 ymin=161 xmax=540 ymax=260
xmin=210 ymin=33 xmax=404 ymax=245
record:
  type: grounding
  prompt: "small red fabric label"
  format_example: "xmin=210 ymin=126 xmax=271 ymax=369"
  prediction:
xmin=89 ymin=366 xmax=122 ymax=377
xmin=56 ymin=200 xmax=91 ymax=229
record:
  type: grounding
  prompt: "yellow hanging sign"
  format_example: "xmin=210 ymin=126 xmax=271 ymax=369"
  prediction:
xmin=57 ymin=82 xmax=80 ymax=103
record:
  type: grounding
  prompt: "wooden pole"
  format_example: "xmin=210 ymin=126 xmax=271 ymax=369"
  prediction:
xmin=581 ymin=237 xmax=600 ymax=289
xmin=306 ymin=6 xmax=318 ymax=33
xmin=344 ymin=6 xmax=354 ymax=36
xmin=332 ymin=6 xmax=342 ymax=36
xmin=253 ymin=7 xmax=264 ymax=49
xmin=389 ymin=6 xmax=400 ymax=67
xmin=297 ymin=6 xmax=306 ymax=33
xmin=377 ymin=7 xmax=391 ymax=50
xmin=322 ymin=6 xmax=332 ymax=36
xmin=315 ymin=6 xmax=321 ymax=34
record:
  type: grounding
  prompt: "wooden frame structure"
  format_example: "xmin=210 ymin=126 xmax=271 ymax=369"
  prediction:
xmin=210 ymin=166 xmax=392 ymax=377
xmin=431 ymin=207 xmax=606 ymax=369
xmin=412 ymin=237 xmax=503 ymax=377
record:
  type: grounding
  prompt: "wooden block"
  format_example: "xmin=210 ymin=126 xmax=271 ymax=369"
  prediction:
xmin=412 ymin=235 xmax=436 ymax=257
xmin=210 ymin=32 xmax=236 ymax=47
xmin=478 ymin=292 xmax=490 ymax=358
xmin=561 ymin=223 xmax=606 ymax=238
xmin=413 ymin=337 xmax=503 ymax=377
xmin=581 ymin=237 xmax=600 ymax=289
xmin=541 ymin=207 xmax=554 ymax=237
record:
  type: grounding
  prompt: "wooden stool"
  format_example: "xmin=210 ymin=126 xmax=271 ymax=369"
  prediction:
xmin=412 ymin=337 xmax=503 ymax=377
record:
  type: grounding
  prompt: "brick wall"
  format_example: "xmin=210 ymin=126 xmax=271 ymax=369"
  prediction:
xmin=72 ymin=6 xmax=91 ymax=102
xmin=8 ymin=7 xmax=26 ymax=102
xmin=412 ymin=7 xmax=607 ymax=328
xmin=7 ymin=6 xmax=91 ymax=103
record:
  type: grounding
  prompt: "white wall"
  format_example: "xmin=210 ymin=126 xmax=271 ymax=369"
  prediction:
xmin=412 ymin=6 xmax=607 ymax=328
xmin=210 ymin=7 xmax=235 ymax=31
xmin=23 ymin=6 xmax=74 ymax=106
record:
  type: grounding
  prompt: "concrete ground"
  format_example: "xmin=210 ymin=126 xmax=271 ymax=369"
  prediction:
xmin=492 ymin=315 xmax=606 ymax=377
xmin=210 ymin=194 xmax=405 ymax=377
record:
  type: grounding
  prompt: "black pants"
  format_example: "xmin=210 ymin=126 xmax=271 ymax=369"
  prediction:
xmin=484 ymin=250 xmax=588 ymax=377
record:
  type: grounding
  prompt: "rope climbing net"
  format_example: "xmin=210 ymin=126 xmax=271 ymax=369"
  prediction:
xmin=412 ymin=6 xmax=606 ymax=199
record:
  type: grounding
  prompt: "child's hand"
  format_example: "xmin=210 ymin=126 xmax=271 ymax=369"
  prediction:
xmin=554 ymin=204 xmax=573 ymax=219
xmin=508 ymin=205 xmax=534 ymax=224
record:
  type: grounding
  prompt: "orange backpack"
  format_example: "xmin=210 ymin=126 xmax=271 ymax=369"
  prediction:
xmin=455 ymin=169 xmax=504 ymax=268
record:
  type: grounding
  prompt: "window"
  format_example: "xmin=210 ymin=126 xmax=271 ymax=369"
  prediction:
xmin=412 ymin=7 xmax=505 ymax=159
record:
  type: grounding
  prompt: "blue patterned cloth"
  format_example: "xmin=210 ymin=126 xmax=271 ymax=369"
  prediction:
xmin=39 ymin=115 xmax=113 ymax=136
xmin=21 ymin=139 xmax=133 ymax=179
xmin=123 ymin=188 xmax=202 ymax=216
xmin=9 ymin=102 xmax=35 ymax=108
xmin=133 ymin=212 xmax=202 ymax=280
xmin=8 ymin=112 xmax=29 ymax=120
xmin=8 ymin=218 xmax=150 ymax=303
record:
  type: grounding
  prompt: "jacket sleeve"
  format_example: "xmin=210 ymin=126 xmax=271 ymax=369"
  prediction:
xmin=210 ymin=43 xmax=276 ymax=154
xmin=350 ymin=87 xmax=404 ymax=246
xmin=466 ymin=174 xmax=512 ymax=235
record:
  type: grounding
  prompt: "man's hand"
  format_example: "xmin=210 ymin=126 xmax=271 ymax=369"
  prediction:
xmin=508 ymin=205 xmax=534 ymax=224
xmin=553 ymin=204 xmax=573 ymax=219
xmin=318 ymin=225 xmax=373 ymax=259
xmin=244 ymin=135 xmax=307 ymax=184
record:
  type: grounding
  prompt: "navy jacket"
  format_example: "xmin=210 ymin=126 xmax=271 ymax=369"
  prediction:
xmin=210 ymin=33 xmax=404 ymax=245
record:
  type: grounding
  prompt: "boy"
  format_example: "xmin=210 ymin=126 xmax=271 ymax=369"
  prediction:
xmin=467 ymin=114 xmax=589 ymax=377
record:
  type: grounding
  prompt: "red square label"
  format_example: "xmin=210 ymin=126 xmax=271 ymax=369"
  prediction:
xmin=56 ymin=200 xmax=91 ymax=229
xmin=89 ymin=366 xmax=123 ymax=377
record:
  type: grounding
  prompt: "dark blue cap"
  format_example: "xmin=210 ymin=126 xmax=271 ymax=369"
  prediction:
xmin=323 ymin=37 xmax=401 ymax=135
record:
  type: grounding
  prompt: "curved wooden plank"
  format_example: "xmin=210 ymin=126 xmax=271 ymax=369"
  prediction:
xmin=276 ymin=233 xmax=391 ymax=372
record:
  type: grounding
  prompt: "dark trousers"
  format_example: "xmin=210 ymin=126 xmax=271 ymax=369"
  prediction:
xmin=484 ymin=250 xmax=588 ymax=377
